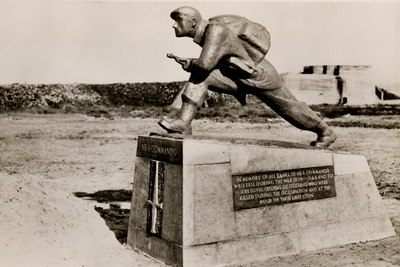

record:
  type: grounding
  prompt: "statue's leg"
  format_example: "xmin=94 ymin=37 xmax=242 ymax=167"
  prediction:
xmin=158 ymin=70 xmax=239 ymax=134
xmin=206 ymin=70 xmax=246 ymax=105
xmin=252 ymin=85 xmax=337 ymax=148
xmin=158 ymin=81 xmax=207 ymax=134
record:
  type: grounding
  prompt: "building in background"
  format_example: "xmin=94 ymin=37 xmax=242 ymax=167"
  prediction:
xmin=281 ymin=65 xmax=377 ymax=105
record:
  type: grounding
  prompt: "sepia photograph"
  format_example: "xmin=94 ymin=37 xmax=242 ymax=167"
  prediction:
xmin=0 ymin=1 xmax=399 ymax=266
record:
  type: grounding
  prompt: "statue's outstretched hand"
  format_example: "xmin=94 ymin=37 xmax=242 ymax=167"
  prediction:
xmin=167 ymin=53 xmax=192 ymax=72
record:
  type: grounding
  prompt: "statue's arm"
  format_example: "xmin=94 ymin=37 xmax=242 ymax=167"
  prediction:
xmin=166 ymin=53 xmax=193 ymax=71
xmin=165 ymin=24 xmax=231 ymax=82
xmin=165 ymin=25 xmax=226 ymax=74
xmin=191 ymin=24 xmax=231 ymax=72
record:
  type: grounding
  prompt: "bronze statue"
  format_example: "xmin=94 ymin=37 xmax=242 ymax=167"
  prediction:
xmin=159 ymin=6 xmax=337 ymax=148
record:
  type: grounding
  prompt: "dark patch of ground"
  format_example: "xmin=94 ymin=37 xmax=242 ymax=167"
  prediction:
xmin=74 ymin=189 xmax=132 ymax=203
xmin=379 ymin=181 xmax=400 ymax=199
xmin=95 ymin=206 xmax=130 ymax=244
xmin=74 ymin=190 xmax=133 ymax=244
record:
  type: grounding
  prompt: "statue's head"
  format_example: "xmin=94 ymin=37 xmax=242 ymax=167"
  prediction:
xmin=170 ymin=6 xmax=202 ymax=38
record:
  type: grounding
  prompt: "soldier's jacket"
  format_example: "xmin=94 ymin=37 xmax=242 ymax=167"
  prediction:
xmin=191 ymin=15 xmax=283 ymax=90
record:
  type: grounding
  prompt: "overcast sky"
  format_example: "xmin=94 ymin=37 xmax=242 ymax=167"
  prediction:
xmin=0 ymin=1 xmax=399 ymax=85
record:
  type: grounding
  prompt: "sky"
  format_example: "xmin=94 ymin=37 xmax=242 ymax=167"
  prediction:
xmin=0 ymin=1 xmax=399 ymax=85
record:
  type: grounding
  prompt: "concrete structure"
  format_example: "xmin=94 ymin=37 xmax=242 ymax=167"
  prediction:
xmin=127 ymin=133 xmax=395 ymax=267
xmin=282 ymin=65 xmax=377 ymax=105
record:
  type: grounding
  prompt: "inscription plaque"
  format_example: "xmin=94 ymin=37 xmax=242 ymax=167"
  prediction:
xmin=232 ymin=165 xmax=336 ymax=210
xmin=137 ymin=136 xmax=183 ymax=165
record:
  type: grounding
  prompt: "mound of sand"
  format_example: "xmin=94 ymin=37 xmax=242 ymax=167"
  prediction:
xmin=0 ymin=173 xmax=144 ymax=267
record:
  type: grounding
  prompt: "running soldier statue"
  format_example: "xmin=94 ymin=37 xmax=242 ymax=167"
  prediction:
xmin=158 ymin=6 xmax=337 ymax=148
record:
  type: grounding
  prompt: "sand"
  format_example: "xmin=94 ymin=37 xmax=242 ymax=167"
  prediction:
xmin=0 ymin=116 xmax=399 ymax=267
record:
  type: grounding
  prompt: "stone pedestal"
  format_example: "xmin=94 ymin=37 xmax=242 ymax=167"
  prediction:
xmin=127 ymin=133 xmax=395 ymax=267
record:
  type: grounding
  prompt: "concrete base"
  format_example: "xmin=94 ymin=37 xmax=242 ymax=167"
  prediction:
xmin=127 ymin=133 xmax=395 ymax=267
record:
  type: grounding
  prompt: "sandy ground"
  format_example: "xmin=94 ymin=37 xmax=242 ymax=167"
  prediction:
xmin=0 ymin=115 xmax=399 ymax=267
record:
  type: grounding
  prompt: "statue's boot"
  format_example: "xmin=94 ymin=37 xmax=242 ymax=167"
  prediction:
xmin=158 ymin=100 xmax=197 ymax=135
xmin=310 ymin=121 xmax=337 ymax=148
xmin=158 ymin=82 xmax=208 ymax=135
